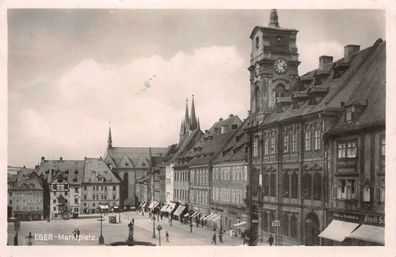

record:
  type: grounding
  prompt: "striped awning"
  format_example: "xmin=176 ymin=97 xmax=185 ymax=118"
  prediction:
xmin=160 ymin=204 xmax=169 ymax=212
xmin=173 ymin=205 xmax=186 ymax=217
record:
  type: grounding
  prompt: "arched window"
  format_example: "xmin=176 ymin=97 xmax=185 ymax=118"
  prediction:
xmin=275 ymin=84 xmax=286 ymax=98
xmin=263 ymin=174 xmax=269 ymax=196
xmin=313 ymin=173 xmax=322 ymax=200
xmin=291 ymin=171 xmax=298 ymax=199
xmin=263 ymin=212 xmax=269 ymax=232
xmin=282 ymin=213 xmax=289 ymax=236
xmin=254 ymin=85 xmax=261 ymax=113
xmin=290 ymin=215 xmax=297 ymax=238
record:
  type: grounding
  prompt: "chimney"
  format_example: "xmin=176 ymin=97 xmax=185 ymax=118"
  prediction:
xmin=319 ymin=56 xmax=333 ymax=70
xmin=41 ymin=156 xmax=45 ymax=161
xmin=60 ymin=157 xmax=63 ymax=161
xmin=344 ymin=45 xmax=360 ymax=60
xmin=23 ymin=165 xmax=26 ymax=168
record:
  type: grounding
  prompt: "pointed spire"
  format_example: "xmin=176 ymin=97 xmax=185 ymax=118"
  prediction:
xmin=190 ymin=94 xmax=198 ymax=130
xmin=269 ymin=9 xmax=280 ymax=28
xmin=184 ymin=99 xmax=190 ymax=131
xmin=197 ymin=117 xmax=200 ymax=130
xmin=107 ymin=123 xmax=112 ymax=148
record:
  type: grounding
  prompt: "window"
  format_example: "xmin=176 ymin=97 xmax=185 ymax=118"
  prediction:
xmin=53 ymin=199 xmax=56 ymax=203
xmin=84 ymin=186 xmax=87 ymax=190
xmin=291 ymin=131 xmax=297 ymax=152
xmin=263 ymin=174 xmax=269 ymax=196
xmin=255 ymin=36 xmax=259 ymax=49
xmin=283 ymin=171 xmax=289 ymax=197
xmin=381 ymin=136 xmax=385 ymax=156
xmin=263 ymin=212 xmax=268 ymax=232
xmin=65 ymin=191 xmax=68 ymax=196
xmin=53 ymin=184 xmax=57 ymax=190
xmin=283 ymin=133 xmax=289 ymax=153
xmin=303 ymin=173 xmax=312 ymax=199
xmin=313 ymin=173 xmax=322 ymax=200
xmin=270 ymin=134 xmax=276 ymax=154
xmin=84 ymin=195 xmax=87 ymax=200
xmin=264 ymin=137 xmax=269 ymax=155
xmin=74 ymin=198 xmax=79 ymax=204
xmin=346 ymin=106 xmax=355 ymax=122
xmin=336 ymin=178 xmax=357 ymax=200
xmin=75 ymin=187 xmax=79 ymax=193
xmin=314 ymin=126 xmax=321 ymax=150
xmin=291 ymin=172 xmax=298 ymax=199
xmin=305 ymin=129 xmax=311 ymax=151
xmin=290 ymin=215 xmax=297 ymax=238
xmin=282 ymin=213 xmax=289 ymax=236
xmin=338 ymin=140 xmax=357 ymax=158
xmin=270 ymin=173 xmax=276 ymax=197
xmin=253 ymin=137 xmax=259 ymax=157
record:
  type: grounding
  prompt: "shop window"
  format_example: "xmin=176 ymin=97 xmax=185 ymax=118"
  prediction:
xmin=336 ymin=178 xmax=357 ymax=200
xmin=283 ymin=171 xmax=289 ymax=197
xmin=291 ymin=172 xmax=298 ymax=199
xmin=290 ymin=215 xmax=297 ymax=238
xmin=303 ymin=173 xmax=312 ymax=199
xmin=305 ymin=129 xmax=311 ymax=151
xmin=337 ymin=140 xmax=357 ymax=158
xmin=313 ymin=173 xmax=322 ymax=200
xmin=282 ymin=213 xmax=289 ymax=236
xmin=263 ymin=212 xmax=268 ymax=232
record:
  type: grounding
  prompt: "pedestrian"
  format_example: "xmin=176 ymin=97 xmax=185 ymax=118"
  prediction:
xmin=190 ymin=222 xmax=193 ymax=233
xmin=229 ymin=229 xmax=233 ymax=238
xmin=76 ymin=228 xmax=80 ymax=238
xmin=165 ymin=231 xmax=169 ymax=243
xmin=161 ymin=213 xmax=163 ymax=220
xmin=211 ymin=233 xmax=217 ymax=245
xmin=196 ymin=220 xmax=199 ymax=227
xmin=170 ymin=216 xmax=173 ymax=226
xmin=72 ymin=229 xmax=76 ymax=239
xmin=268 ymin=234 xmax=274 ymax=246
xmin=219 ymin=230 xmax=223 ymax=243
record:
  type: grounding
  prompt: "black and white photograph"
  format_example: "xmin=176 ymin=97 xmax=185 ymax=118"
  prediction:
xmin=4 ymin=4 xmax=392 ymax=252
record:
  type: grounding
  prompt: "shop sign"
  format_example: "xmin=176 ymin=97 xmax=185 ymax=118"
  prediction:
xmin=330 ymin=211 xmax=384 ymax=226
xmin=272 ymin=220 xmax=280 ymax=227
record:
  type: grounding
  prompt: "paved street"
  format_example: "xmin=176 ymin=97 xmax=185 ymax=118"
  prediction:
xmin=7 ymin=211 xmax=248 ymax=246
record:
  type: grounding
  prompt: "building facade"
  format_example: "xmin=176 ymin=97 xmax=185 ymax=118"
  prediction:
xmin=246 ymin=10 xmax=385 ymax=246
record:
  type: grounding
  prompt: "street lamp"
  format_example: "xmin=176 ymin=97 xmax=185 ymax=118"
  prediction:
xmin=98 ymin=215 xmax=105 ymax=244
xmin=25 ymin=232 xmax=34 ymax=246
xmin=152 ymin=215 xmax=156 ymax=238
xmin=156 ymin=224 xmax=163 ymax=246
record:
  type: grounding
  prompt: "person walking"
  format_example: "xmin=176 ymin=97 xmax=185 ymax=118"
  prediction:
xmin=190 ymin=222 xmax=193 ymax=233
xmin=211 ymin=233 xmax=217 ymax=245
xmin=268 ymin=234 xmax=274 ymax=246
xmin=165 ymin=231 xmax=169 ymax=243
xmin=76 ymin=228 xmax=80 ymax=238
xmin=218 ymin=230 xmax=223 ymax=243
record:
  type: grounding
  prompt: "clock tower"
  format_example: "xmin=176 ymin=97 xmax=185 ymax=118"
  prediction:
xmin=248 ymin=9 xmax=300 ymax=120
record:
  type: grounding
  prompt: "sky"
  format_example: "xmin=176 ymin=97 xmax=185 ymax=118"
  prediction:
xmin=8 ymin=9 xmax=385 ymax=167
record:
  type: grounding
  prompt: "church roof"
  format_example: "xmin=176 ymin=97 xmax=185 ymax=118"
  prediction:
xmin=105 ymin=147 xmax=168 ymax=169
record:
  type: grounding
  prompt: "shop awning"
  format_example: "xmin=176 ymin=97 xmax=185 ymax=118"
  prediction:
xmin=160 ymin=204 xmax=169 ymax=212
xmin=207 ymin=214 xmax=219 ymax=222
xmin=191 ymin=212 xmax=200 ymax=218
xmin=173 ymin=205 xmax=186 ymax=217
xmin=183 ymin=212 xmax=190 ymax=218
xmin=233 ymin=221 xmax=247 ymax=227
xmin=347 ymin=224 xmax=384 ymax=245
xmin=200 ymin=214 xmax=208 ymax=221
xmin=99 ymin=205 xmax=109 ymax=209
xmin=149 ymin=201 xmax=160 ymax=210
xmin=203 ymin=213 xmax=216 ymax=221
xmin=166 ymin=203 xmax=177 ymax=213
xmin=318 ymin=220 xmax=360 ymax=242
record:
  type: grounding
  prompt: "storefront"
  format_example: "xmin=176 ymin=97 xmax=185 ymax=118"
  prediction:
xmin=319 ymin=210 xmax=384 ymax=246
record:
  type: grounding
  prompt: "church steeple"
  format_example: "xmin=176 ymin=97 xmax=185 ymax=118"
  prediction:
xmin=197 ymin=117 xmax=200 ymax=130
xmin=190 ymin=94 xmax=198 ymax=130
xmin=269 ymin=9 xmax=280 ymax=28
xmin=107 ymin=125 xmax=112 ymax=148
xmin=184 ymin=99 xmax=190 ymax=131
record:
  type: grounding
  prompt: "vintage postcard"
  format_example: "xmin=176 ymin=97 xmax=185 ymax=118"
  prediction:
xmin=2 ymin=1 xmax=395 ymax=257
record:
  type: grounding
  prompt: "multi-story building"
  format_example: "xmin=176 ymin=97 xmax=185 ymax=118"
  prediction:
xmin=319 ymin=40 xmax=385 ymax=246
xmin=210 ymin=119 xmax=249 ymax=233
xmin=8 ymin=170 xmax=44 ymax=221
xmin=104 ymin=127 xmax=167 ymax=208
xmin=246 ymin=10 xmax=385 ymax=246
xmin=81 ymin=158 xmax=121 ymax=214
xmin=184 ymin=115 xmax=243 ymax=216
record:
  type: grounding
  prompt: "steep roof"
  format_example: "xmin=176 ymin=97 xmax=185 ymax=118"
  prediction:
xmin=37 ymin=160 xmax=84 ymax=185
xmin=168 ymin=129 xmax=203 ymax=164
xmin=82 ymin=158 xmax=121 ymax=184
xmin=212 ymin=119 xmax=249 ymax=164
xmin=105 ymin=147 xmax=168 ymax=169
xmin=326 ymin=40 xmax=386 ymax=134
xmin=11 ymin=171 xmax=43 ymax=191
xmin=259 ymin=39 xmax=383 ymax=125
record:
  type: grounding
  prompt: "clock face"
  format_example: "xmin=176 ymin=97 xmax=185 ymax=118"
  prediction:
xmin=274 ymin=59 xmax=288 ymax=74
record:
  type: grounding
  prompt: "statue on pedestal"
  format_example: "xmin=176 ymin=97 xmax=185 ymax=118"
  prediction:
xmin=127 ymin=219 xmax=134 ymax=245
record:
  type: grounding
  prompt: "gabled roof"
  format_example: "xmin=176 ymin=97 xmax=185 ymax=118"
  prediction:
xmin=168 ymin=129 xmax=203 ymax=164
xmin=259 ymin=39 xmax=384 ymax=125
xmin=105 ymin=147 xmax=168 ymax=169
xmin=83 ymin=158 xmax=121 ymax=184
xmin=12 ymin=171 xmax=43 ymax=191
xmin=38 ymin=160 xmax=84 ymax=185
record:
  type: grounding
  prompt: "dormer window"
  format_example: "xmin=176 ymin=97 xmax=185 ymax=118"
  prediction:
xmin=345 ymin=106 xmax=355 ymax=123
xmin=255 ymin=36 xmax=259 ymax=50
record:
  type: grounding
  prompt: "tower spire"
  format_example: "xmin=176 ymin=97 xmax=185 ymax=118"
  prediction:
xmin=190 ymin=94 xmax=198 ymax=130
xmin=197 ymin=117 xmax=200 ymax=130
xmin=185 ymin=99 xmax=190 ymax=131
xmin=269 ymin=9 xmax=280 ymax=28
xmin=107 ymin=123 xmax=112 ymax=148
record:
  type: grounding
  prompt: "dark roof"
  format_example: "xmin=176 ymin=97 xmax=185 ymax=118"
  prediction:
xmin=259 ymin=39 xmax=383 ymax=125
xmin=326 ymin=40 xmax=385 ymax=134
xmin=167 ymin=129 xmax=203 ymax=164
xmin=212 ymin=119 xmax=249 ymax=164
xmin=105 ymin=147 xmax=168 ymax=169
xmin=82 ymin=158 xmax=120 ymax=184
xmin=38 ymin=160 xmax=84 ymax=184
xmin=11 ymin=171 xmax=43 ymax=191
